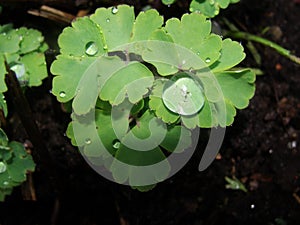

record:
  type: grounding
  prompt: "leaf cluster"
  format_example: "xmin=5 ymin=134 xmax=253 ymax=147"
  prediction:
xmin=0 ymin=128 xmax=35 ymax=201
xmin=0 ymin=24 xmax=48 ymax=92
xmin=162 ymin=0 xmax=240 ymax=18
xmin=51 ymin=5 xmax=256 ymax=189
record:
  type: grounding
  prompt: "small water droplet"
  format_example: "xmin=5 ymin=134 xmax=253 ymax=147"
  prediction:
xmin=103 ymin=45 xmax=108 ymax=51
xmin=205 ymin=57 xmax=211 ymax=63
xmin=111 ymin=6 xmax=118 ymax=14
xmin=85 ymin=138 xmax=91 ymax=145
xmin=0 ymin=162 xmax=7 ymax=173
xmin=167 ymin=4 xmax=171 ymax=7
xmin=113 ymin=140 xmax=120 ymax=149
xmin=85 ymin=41 xmax=99 ymax=56
xmin=10 ymin=63 xmax=26 ymax=79
xmin=106 ymin=18 xmax=110 ymax=22
xmin=250 ymin=204 xmax=255 ymax=209
xmin=2 ymin=32 xmax=6 ymax=36
xmin=182 ymin=60 xmax=186 ymax=65
xmin=197 ymin=51 xmax=201 ymax=56
xmin=3 ymin=181 xmax=9 ymax=186
xmin=209 ymin=0 xmax=215 ymax=5
xmin=19 ymin=36 xmax=23 ymax=41
xmin=59 ymin=91 xmax=66 ymax=98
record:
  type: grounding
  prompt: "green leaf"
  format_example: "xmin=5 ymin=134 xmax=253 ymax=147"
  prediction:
xmin=6 ymin=142 xmax=35 ymax=183
xmin=190 ymin=0 xmax=240 ymax=18
xmin=210 ymin=38 xmax=246 ymax=73
xmin=162 ymin=0 xmax=176 ymax=5
xmin=0 ymin=128 xmax=8 ymax=147
xmin=225 ymin=176 xmax=247 ymax=192
xmin=0 ymin=55 xmax=7 ymax=93
xmin=0 ymin=93 xmax=7 ymax=117
xmin=16 ymin=28 xmax=44 ymax=54
xmin=160 ymin=125 xmax=192 ymax=153
xmin=164 ymin=13 xmax=222 ymax=65
xmin=130 ymin=9 xmax=163 ymax=42
xmin=58 ymin=17 xmax=106 ymax=56
xmin=0 ymin=30 xmax=20 ymax=54
xmin=90 ymin=5 xmax=135 ymax=50
xmin=99 ymin=61 xmax=154 ymax=105
xmin=20 ymin=52 xmax=48 ymax=87
xmin=215 ymin=69 xmax=256 ymax=109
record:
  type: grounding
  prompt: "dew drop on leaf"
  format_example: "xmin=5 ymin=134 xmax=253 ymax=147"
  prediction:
xmin=85 ymin=41 xmax=99 ymax=56
xmin=205 ymin=57 xmax=211 ymax=63
xmin=85 ymin=138 xmax=92 ymax=145
xmin=103 ymin=45 xmax=108 ymax=51
xmin=111 ymin=6 xmax=118 ymax=14
xmin=10 ymin=63 xmax=26 ymax=79
xmin=0 ymin=162 xmax=7 ymax=173
xmin=59 ymin=91 xmax=66 ymax=98
xmin=3 ymin=181 xmax=9 ymax=186
xmin=162 ymin=75 xmax=205 ymax=116
xmin=112 ymin=140 xmax=120 ymax=149
xmin=19 ymin=36 xmax=23 ymax=41
xmin=106 ymin=18 xmax=110 ymax=22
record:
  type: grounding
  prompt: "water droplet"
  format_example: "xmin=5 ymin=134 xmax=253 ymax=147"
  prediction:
xmin=111 ymin=6 xmax=118 ymax=14
xmin=250 ymin=204 xmax=255 ymax=209
xmin=182 ymin=60 xmax=186 ymax=65
xmin=0 ymin=162 xmax=7 ymax=173
xmin=106 ymin=18 xmax=110 ymax=22
xmin=103 ymin=45 xmax=108 ymax=51
xmin=85 ymin=41 xmax=99 ymax=56
xmin=167 ymin=4 xmax=171 ymax=7
xmin=209 ymin=0 xmax=215 ymax=5
xmin=19 ymin=36 xmax=23 ymax=41
xmin=3 ymin=181 xmax=9 ymax=186
xmin=59 ymin=91 xmax=66 ymax=98
xmin=2 ymin=32 xmax=6 ymax=36
xmin=85 ymin=138 xmax=91 ymax=145
xmin=113 ymin=140 xmax=120 ymax=149
xmin=205 ymin=57 xmax=211 ymax=63
xmin=197 ymin=51 xmax=201 ymax=56
xmin=10 ymin=63 xmax=26 ymax=79
xmin=37 ymin=36 xmax=44 ymax=42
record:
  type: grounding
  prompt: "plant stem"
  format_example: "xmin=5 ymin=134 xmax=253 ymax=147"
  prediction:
xmin=4 ymin=62 xmax=60 ymax=183
xmin=224 ymin=31 xmax=300 ymax=65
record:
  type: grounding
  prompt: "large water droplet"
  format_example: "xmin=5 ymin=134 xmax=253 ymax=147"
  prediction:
xmin=85 ymin=41 xmax=98 ymax=56
xmin=10 ymin=63 xmax=26 ymax=79
xmin=59 ymin=91 xmax=66 ymax=98
xmin=0 ymin=162 xmax=7 ymax=173
xmin=85 ymin=138 xmax=91 ymax=145
xmin=111 ymin=6 xmax=118 ymax=14
xmin=205 ymin=57 xmax=211 ymax=63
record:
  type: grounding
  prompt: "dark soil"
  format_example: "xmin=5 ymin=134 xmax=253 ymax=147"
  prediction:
xmin=0 ymin=0 xmax=300 ymax=224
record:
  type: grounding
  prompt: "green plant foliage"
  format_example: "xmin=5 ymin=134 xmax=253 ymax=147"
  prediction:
xmin=0 ymin=128 xmax=35 ymax=201
xmin=225 ymin=176 xmax=248 ymax=192
xmin=52 ymin=5 xmax=256 ymax=189
xmin=190 ymin=0 xmax=240 ymax=18
xmin=0 ymin=24 xmax=48 ymax=92
xmin=0 ymin=93 xmax=7 ymax=117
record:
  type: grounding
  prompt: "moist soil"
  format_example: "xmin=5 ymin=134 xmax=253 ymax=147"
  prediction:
xmin=0 ymin=0 xmax=300 ymax=224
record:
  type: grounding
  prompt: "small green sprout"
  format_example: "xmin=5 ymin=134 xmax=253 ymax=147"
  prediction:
xmin=225 ymin=176 xmax=248 ymax=192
